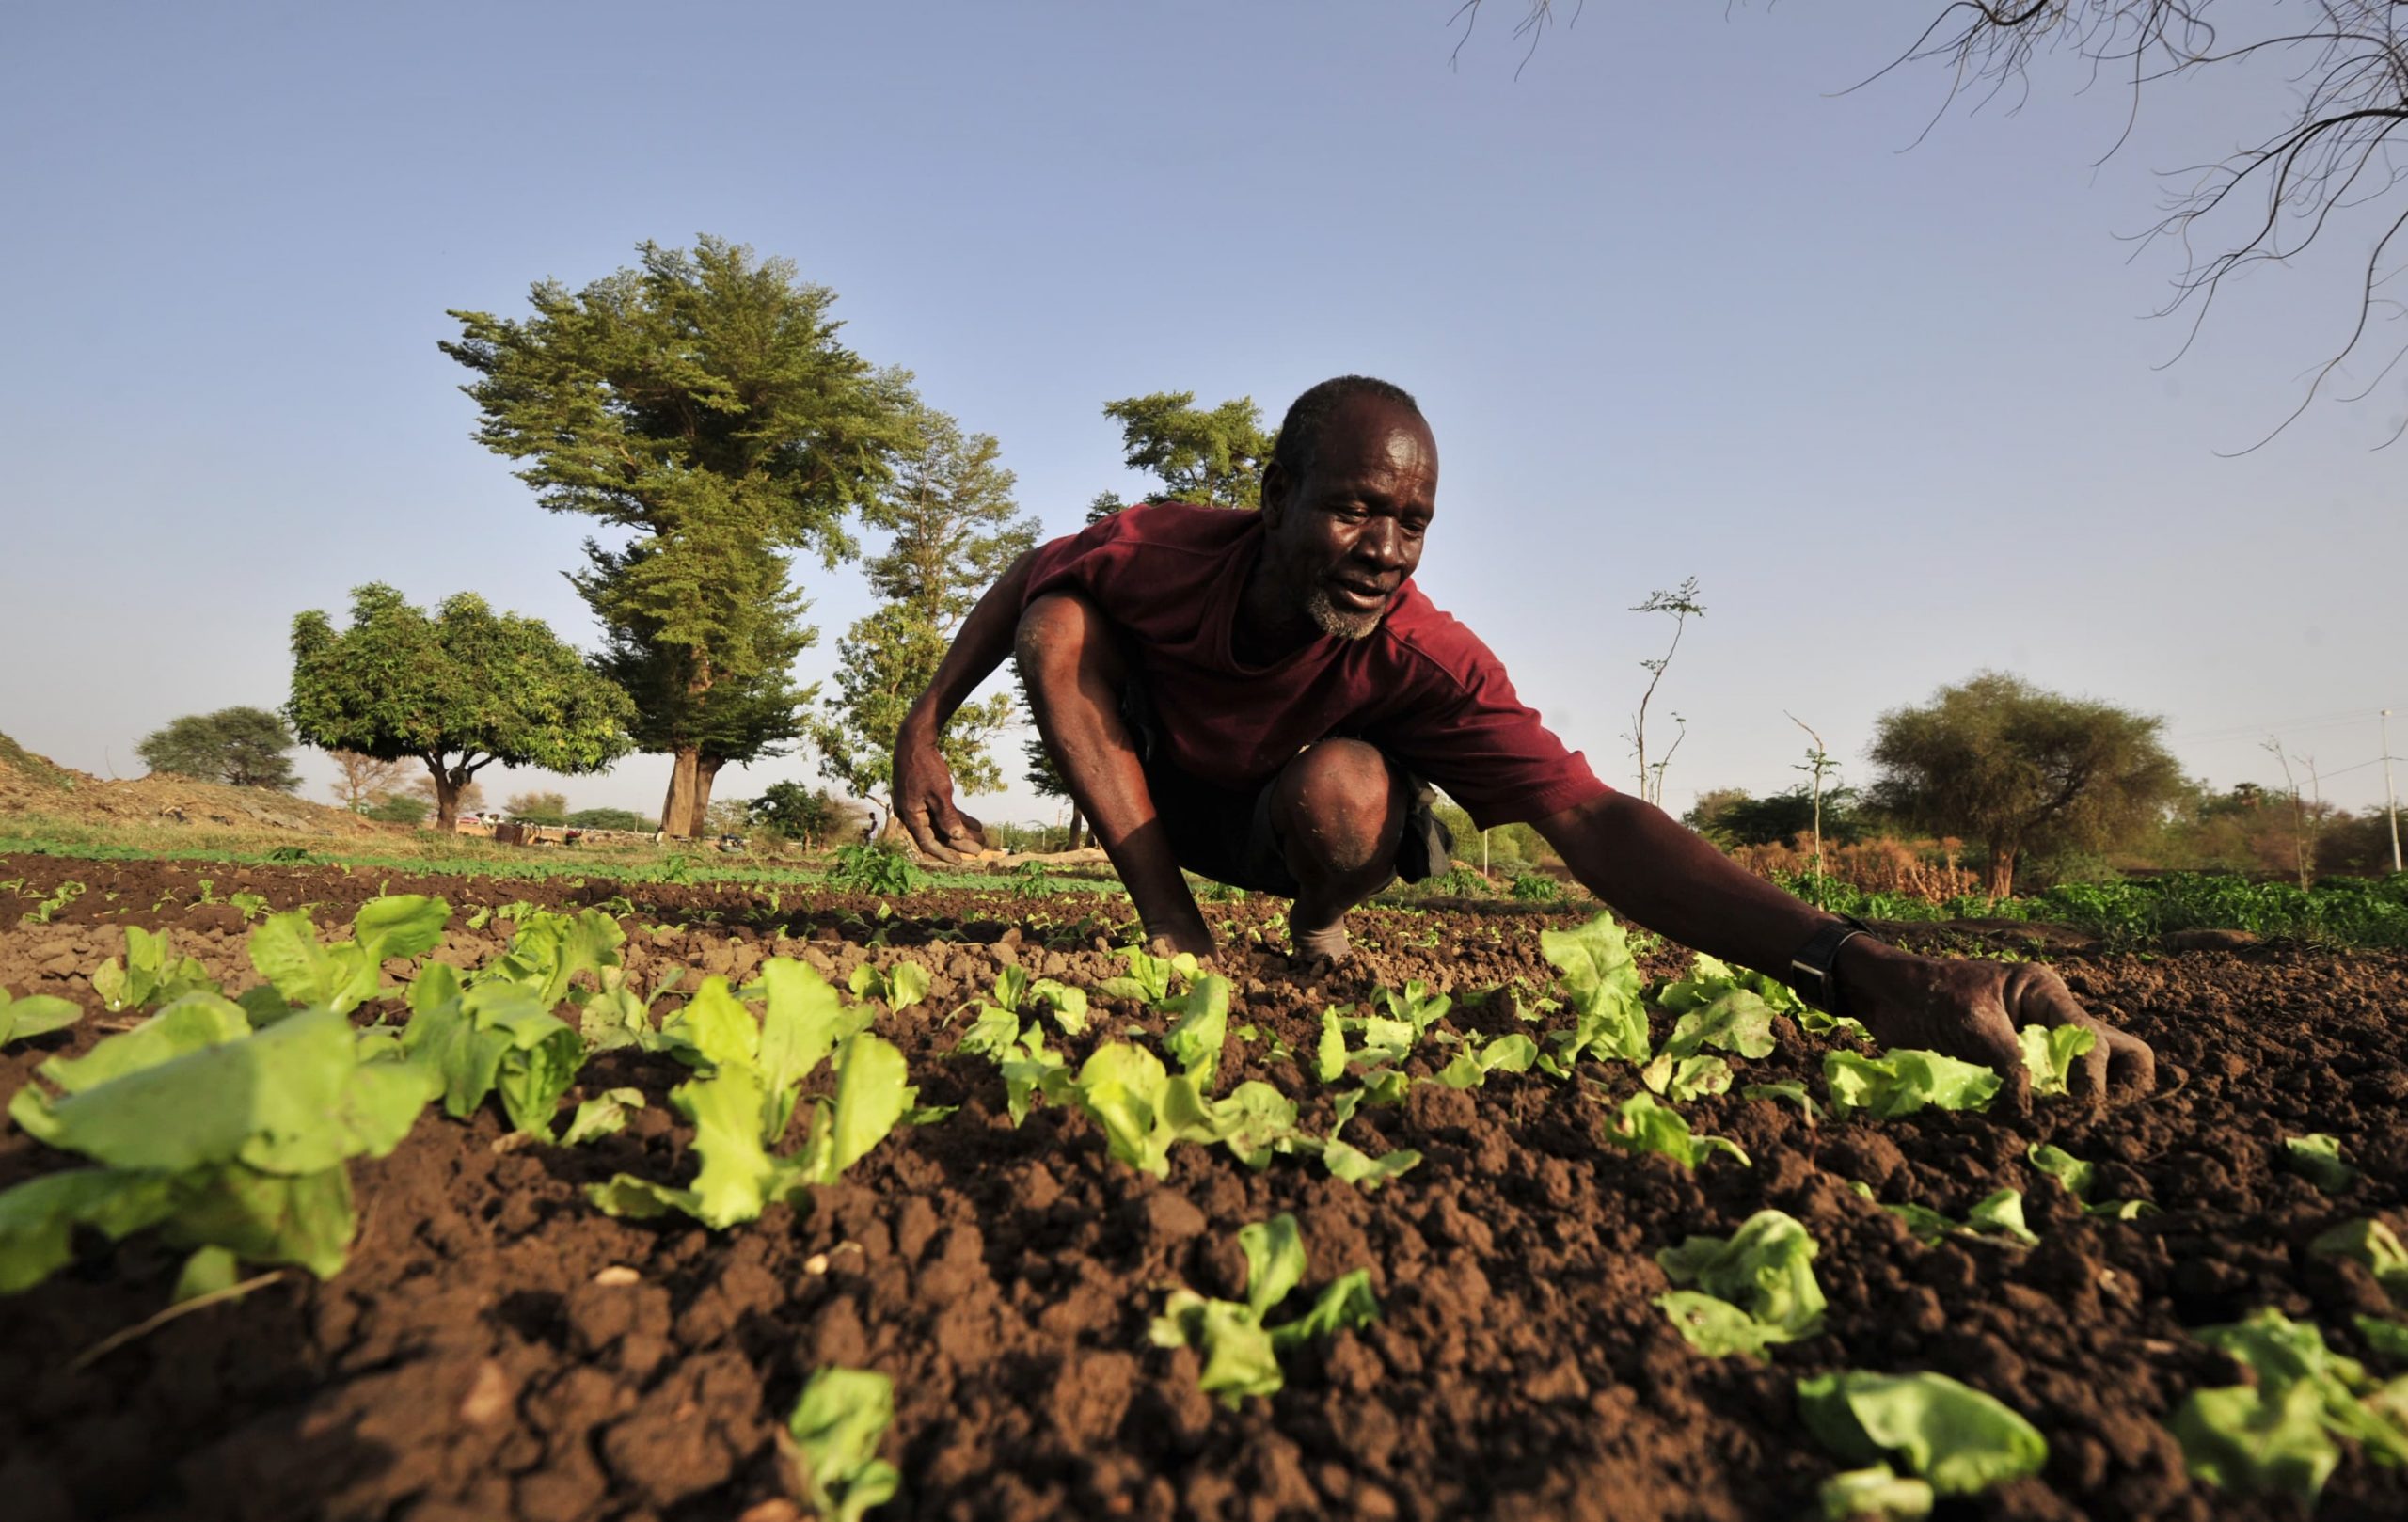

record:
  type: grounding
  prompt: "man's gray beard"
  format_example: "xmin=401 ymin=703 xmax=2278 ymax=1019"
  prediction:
xmin=1304 ymin=588 xmax=1386 ymax=642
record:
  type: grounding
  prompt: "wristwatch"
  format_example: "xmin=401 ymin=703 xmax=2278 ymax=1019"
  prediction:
xmin=1787 ymin=915 xmax=1872 ymax=1018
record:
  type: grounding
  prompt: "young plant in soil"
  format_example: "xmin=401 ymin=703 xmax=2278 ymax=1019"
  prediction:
xmin=780 ymin=1366 xmax=900 ymax=1522
xmin=1149 ymin=1213 xmax=1379 ymax=1406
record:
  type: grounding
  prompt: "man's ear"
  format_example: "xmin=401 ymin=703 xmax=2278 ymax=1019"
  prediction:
xmin=1259 ymin=459 xmax=1289 ymax=528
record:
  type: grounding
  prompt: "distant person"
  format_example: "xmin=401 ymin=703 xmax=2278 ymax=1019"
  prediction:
xmin=893 ymin=376 xmax=2152 ymax=1099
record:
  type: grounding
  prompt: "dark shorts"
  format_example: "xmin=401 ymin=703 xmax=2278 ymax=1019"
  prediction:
xmin=1121 ymin=682 xmax=1454 ymax=896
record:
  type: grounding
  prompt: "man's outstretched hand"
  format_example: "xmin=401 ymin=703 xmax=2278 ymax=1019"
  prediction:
xmin=893 ymin=722 xmax=988 ymax=864
xmin=1841 ymin=942 xmax=2157 ymax=1107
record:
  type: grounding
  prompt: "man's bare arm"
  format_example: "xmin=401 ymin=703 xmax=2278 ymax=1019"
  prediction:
xmin=1533 ymin=791 xmax=2154 ymax=1101
xmin=893 ymin=549 xmax=1037 ymax=861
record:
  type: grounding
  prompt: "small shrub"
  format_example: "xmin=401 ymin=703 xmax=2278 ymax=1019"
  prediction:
xmin=1510 ymin=873 xmax=1563 ymax=902
xmin=828 ymin=843 xmax=928 ymax=896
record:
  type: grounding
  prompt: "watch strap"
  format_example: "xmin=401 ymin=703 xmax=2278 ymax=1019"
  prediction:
xmin=1787 ymin=915 xmax=1872 ymax=1018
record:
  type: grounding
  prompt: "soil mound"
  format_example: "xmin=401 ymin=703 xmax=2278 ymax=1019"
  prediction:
xmin=0 ymin=730 xmax=395 ymax=838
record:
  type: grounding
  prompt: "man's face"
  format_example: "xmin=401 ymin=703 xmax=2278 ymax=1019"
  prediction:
xmin=1259 ymin=398 xmax=1438 ymax=641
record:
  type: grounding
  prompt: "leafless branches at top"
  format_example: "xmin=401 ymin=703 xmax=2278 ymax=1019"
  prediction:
xmin=1450 ymin=2 xmax=2408 ymax=444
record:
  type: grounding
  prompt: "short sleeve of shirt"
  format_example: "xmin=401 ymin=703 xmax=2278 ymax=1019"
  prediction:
xmin=1367 ymin=621 xmax=1611 ymax=831
xmin=1022 ymin=515 xmax=1140 ymax=614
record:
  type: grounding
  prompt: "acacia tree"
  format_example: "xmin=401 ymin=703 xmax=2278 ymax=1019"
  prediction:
xmin=1457 ymin=2 xmax=2408 ymax=440
xmin=1096 ymin=391 xmax=1273 ymax=510
xmin=1869 ymin=671 xmax=2183 ymax=896
xmin=287 ymin=584 xmax=635 ymax=830
xmin=135 ymin=707 xmax=301 ymax=792
xmin=327 ymin=749 xmax=411 ymax=811
xmin=444 ymin=236 xmax=917 ymax=836
xmin=813 ymin=408 xmax=1038 ymax=811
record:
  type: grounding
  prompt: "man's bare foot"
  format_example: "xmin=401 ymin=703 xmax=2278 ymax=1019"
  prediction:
xmin=1289 ymin=919 xmax=1351 ymax=964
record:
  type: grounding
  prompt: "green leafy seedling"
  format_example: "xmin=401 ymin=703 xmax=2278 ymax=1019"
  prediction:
xmin=2016 ymin=1023 xmax=2096 ymax=1098
xmin=1741 ymin=1080 xmax=1819 ymax=1124
xmin=1823 ymin=1049 xmax=2000 ymax=1120
xmin=782 ymin=1366 xmax=899 ymax=1522
xmin=91 ymin=926 xmax=218 ymax=1013
xmin=1149 ymin=1213 xmax=1379 ymax=1406
xmin=1537 ymin=912 xmax=1650 ymax=1070
xmin=0 ymin=986 xmax=82 ymax=1047
xmin=2309 ymin=1217 xmax=2408 ymax=1299
xmin=1603 ymin=1091 xmax=1748 ymax=1168
xmin=2284 ymin=1134 xmax=2357 ymax=1193
xmin=1656 ymin=1209 xmax=1826 ymax=1356
xmin=1797 ymin=1371 xmax=2047 ymax=1497
xmin=2170 ymin=1308 xmax=2408 ymax=1499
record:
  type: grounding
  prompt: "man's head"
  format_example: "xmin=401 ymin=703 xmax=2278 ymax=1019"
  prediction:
xmin=1259 ymin=376 xmax=1436 ymax=642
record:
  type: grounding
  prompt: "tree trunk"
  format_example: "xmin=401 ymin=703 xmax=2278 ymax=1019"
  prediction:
xmin=1985 ymin=837 xmax=2017 ymax=900
xmin=1067 ymin=805 xmax=1086 ymax=851
xmin=426 ymin=758 xmax=461 ymax=832
xmin=659 ymin=748 xmax=702 ymax=839
xmin=690 ymin=756 xmax=726 ymax=837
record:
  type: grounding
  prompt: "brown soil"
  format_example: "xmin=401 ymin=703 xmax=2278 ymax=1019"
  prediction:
xmin=3 ymin=855 xmax=2405 ymax=1522
xmin=0 ymin=732 xmax=399 ymax=838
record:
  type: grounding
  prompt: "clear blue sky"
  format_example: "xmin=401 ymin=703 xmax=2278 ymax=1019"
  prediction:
xmin=4 ymin=1 xmax=2401 ymax=826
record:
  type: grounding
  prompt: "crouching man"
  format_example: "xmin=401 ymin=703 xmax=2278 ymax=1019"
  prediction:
xmin=891 ymin=376 xmax=2153 ymax=1100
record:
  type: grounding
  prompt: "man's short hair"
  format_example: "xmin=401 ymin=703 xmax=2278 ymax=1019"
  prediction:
xmin=1272 ymin=375 xmax=1423 ymax=484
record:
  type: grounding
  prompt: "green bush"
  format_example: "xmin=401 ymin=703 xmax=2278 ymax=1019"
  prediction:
xmin=1510 ymin=873 xmax=1563 ymax=902
xmin=826 ymin=843 xmax=928 ymax=896
xmin=364 ymin=796 xmax=430 ymax=826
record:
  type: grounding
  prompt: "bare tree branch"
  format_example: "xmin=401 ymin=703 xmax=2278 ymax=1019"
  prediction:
xmin=1451 ymin=1 xmax=2408 ymax=442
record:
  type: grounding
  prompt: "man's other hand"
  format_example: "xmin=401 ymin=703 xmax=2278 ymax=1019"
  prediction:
xmin=893 ymin=723 xmax=987 ymax=864
xmin=1841 ymin=943 xmax=2157 ymax=1107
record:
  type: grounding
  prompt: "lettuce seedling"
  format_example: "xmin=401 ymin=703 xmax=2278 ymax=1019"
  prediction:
xmin=2310 ymin=1217 xmax=2408 ymax=1299
xmin=848 ymin=959 xmax=931 ymax=1011
xmin=589 ymin=1030 xmax=910 ymax=1229
xmin=1656 ymin=1209 xmax=1827 ymax=1356
xmin=1164 ymin=975 xmax=1230 ymax=1088
xmin=1149 ymin=1213 xmax=1379 ymax=1406
xmin=0 ymin=985 xmax=81 ymax=1047
xmin=1824 ymin=1050 xmax=2000 ymax=1120
xmin=1072 ymin=1044 xmax=1212 ymax=1177
xmin=1642 ymin=1053 xmax=1732 ymax=1102
xmin=2357 ymin=1315 xmax=2408 ymax=1359
xmin=1665 ymin=991 xmax=1777 ymax=1062
xmin=1817 ymin=1464 xmax=1933 ymax=1520
xmin=782 ymin=1366 xmax=899 ymax=1522
xmin=1603 ymin=1091 xmax=1749 ymax=1168
xmin=92 ymin=926 xmax=217 ymax=1013
xmin=2171 ymin=1308 xmax=2408 ymax=1498
xmin=1433 ymin=1031 xmax=1541 ymax=1090
xmin=2285 ymin=1134 xmax=2357 ymax=1194
xmin=1797 ymin=1371 xmax=2048 ymax=1496
xmin=1847 ymin=1182 xmax=2040 ymax=1246
xmin=1027 ymin=977 xmax=1088 ymax=1035
xmin=1096 ymin=945 xmax=1198 ymax=1007
xmin=2 ymin=1007 xmax=437 ymax=1292
xmin=2021 ymin=1143 xmax=2157 ymax=1219
xmin=1370 ymin=979 xmax=1452 ymax=1036
xmin=1538 ymin=912 xmax=1651 ymax=1070
xmin=559 ymin=1087 xmax=646 ymax=1147
xmin=402 ymin=968 xmax=585 ymax=1136
xmin=248 ymin=896 xmax=451 ymax=1016
xmin=2016 ymin=1023 xmax=2096 ymax=1098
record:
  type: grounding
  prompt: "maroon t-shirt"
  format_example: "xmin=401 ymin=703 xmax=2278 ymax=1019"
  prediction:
xmin=1021 ymin=503 xmax=1609 ymax=830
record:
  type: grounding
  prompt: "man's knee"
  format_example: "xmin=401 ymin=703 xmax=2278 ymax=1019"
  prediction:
xmin=1275 ymin=740 xmax=1405 ymax=879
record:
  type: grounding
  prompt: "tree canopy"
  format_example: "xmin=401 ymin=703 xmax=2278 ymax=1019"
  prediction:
xmin=1095 ymin=390 xmax=1274 ymax=512
xmin=287 ymin=583 xmax=635 ymax=830
xmin=135 ymin=707 xmax=300 ymax=792
xmin=814 ymin=407 xmax=1038 ymax=808
xmin=443 ymin=236 xmax=919 ymax=834
xmin=1868 ymin=672 xmax=2183 ymax=896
